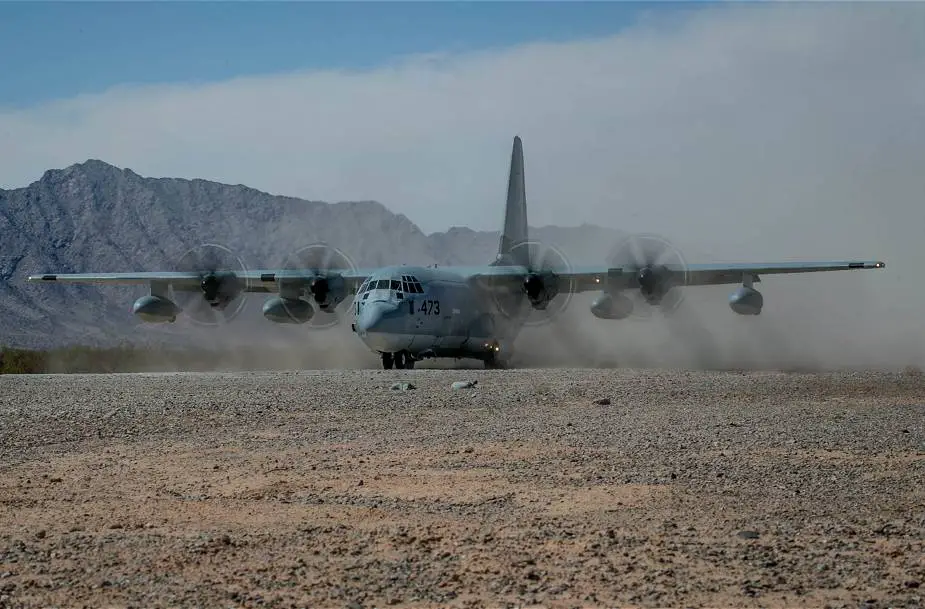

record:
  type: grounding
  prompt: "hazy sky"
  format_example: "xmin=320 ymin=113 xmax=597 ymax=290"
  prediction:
xmin=1 ymin=1 xmax=923 ymax=247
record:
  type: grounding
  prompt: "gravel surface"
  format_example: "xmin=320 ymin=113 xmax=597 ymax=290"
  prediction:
xmin=1 ymin=368 xmax=924 ymax=608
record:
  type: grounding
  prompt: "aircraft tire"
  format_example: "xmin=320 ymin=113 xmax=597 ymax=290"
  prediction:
xmin=381 ymin=353 xmax=394 ymax=370
xmin=484 ymin=351 xmax=510 ymax=370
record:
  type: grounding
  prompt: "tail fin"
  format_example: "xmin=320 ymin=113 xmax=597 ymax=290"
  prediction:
xmin=495 ymin=135 xmax=529 ymax=266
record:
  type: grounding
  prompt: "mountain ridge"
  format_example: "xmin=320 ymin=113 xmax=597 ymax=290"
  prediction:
xmin=1 ymin=159 xmax=621 ymax=349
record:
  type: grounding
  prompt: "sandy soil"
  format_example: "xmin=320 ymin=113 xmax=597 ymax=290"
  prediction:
xmin=1 ymin=368 xmax=924 ymax=608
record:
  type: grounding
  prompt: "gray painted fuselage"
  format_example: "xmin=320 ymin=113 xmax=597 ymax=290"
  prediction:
xmin=351 ymin=264 xmax=513 ymax=361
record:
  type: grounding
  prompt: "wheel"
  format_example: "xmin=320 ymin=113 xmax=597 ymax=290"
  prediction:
xmin=404 ymin=352 xmax=415 ymax=369
xmin=483 ymin=351 xmax=509 ymax=369
xmin=381 ymin=352 xmax=394 ymax=370
xmin=394 ymin=351 xmax=406 ymax=369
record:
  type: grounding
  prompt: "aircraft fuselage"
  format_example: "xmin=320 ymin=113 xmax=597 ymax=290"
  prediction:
xmin=350 ymin=264 xmax=509 ymax=365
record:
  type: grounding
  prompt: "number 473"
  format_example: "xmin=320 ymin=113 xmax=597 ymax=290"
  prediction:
xmin=410 ymin=299 xmax=440 ymax=315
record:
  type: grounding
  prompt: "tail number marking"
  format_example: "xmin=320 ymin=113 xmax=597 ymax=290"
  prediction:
xmin=411 ymin=300 xmax=440 ymax=315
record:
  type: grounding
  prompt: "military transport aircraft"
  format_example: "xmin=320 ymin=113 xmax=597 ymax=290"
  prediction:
xmin=28 ymin=136 xmax=885 ymax=369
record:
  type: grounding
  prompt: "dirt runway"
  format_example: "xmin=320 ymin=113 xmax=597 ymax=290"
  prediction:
xmin=1 ymin=368 xmax=924 ymax=608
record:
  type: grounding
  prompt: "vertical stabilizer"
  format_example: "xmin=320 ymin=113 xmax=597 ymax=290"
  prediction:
xmin=495 ymin=135 xmax=529 ymax=266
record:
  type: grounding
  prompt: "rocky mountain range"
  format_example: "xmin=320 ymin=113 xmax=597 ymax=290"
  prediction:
xmin=0 ymin=160 xmax=621 ymax=349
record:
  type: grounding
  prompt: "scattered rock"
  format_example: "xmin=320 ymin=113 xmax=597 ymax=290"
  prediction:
xmin=593 ymin=398 xmax=611 ymax=405
xmin=390 ymin=382 xmax=416 ymax=391
xmin=0 ymin=369 xmax=921 ymax=608
xmin=451 ymin=380 xmax=478 ymax=390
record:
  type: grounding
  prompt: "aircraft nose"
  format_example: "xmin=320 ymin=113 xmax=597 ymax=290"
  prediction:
xmin=356 ymin=301 xmax=397 ymax=334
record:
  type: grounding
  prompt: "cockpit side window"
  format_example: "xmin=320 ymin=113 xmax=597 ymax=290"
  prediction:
xmin=390 ymin=280 xmax=400 ymax=291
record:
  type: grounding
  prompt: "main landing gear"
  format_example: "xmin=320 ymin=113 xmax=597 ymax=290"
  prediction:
xmin=381 ymin=350 xmax=416 ymax=370
xmin=483 ymin=343 xmax=510 ymax=369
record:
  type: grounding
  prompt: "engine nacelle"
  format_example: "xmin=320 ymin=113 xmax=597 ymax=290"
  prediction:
xmin=311 ymin=275 xmax=348 ymax=312
xmin=262 ymin=297 xmax=315 ymax=324
xmin=590 ymin=292 xmax=634 ymax=320
xmin=729 ymin=286 xmax=763 ymax=315
xmin=523 ymin=271 xmax=558 ymax=310
xmin=200 ymin=272 xmax=244 ymax=310
xmin=279 ymin=274 xmax=347 ymax=313
xmin=133 ymin=295 xmax=179 ymax=323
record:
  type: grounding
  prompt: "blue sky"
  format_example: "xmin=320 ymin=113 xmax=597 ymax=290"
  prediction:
xmin=0 ymin=1 xmax=708 ymax=108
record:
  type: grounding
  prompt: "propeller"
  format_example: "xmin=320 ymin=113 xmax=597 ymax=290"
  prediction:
xmin=278 ymin=243 xmax=356 ymax=329
xmin=607 ymin=232 xmax=689 ymax=319
xmin=490 ymin=240 xmax=574 ymax=328
xmin=172 ymin=243 xmax=250 ymax=326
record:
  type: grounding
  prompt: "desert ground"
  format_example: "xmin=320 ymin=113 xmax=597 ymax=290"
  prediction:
xmin=1 ymin=368 xmax=924 ymax=609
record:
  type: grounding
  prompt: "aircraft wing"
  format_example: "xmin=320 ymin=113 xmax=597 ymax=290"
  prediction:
xmin=29 ymin=260 xmax=885 ymax=294
xmin=464 ymin=259 xmax=886 ymax=293
xmin=26 ymin=269 xmax=378 ymax=292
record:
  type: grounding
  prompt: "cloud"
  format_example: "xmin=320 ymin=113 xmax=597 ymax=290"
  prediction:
xmin=1 ymin=3 xmax=920 ymax=237
xmin=3 ymin=2 xmax=925 ymax=370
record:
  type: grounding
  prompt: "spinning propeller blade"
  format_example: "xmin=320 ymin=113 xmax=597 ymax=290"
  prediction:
xmin=607 ymin=233 xmax=689 ymax=319
xmin=278 ymin=243 xmax=356 ymax=329
xmin=172 ymin=243 xmax=249 ymax=326
xmin=491 ymin=240 xmax=574 ymax=328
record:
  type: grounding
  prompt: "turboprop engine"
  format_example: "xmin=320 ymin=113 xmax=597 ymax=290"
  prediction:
xmin=590 ymin=292 xmax=634 ymax=320
xmin=306 ymin=274 xmax=348 ymax=312
xmin=266 ymin=243 xmax=357 ymax=328
xmin=491 ymin=240 xmax=574 ymax=325
xmin=523 ymin=270 xmax=559 ymax=310
xmin=728 ymin=286 xmax=763 ymax=315
xmin=605 ymin=233 xmax=689 ymax=317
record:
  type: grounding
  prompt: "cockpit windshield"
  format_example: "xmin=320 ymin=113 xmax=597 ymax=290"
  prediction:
xmin=358 ymin=274 xmax=423 ymax=301
xmin=361 ymin=276 xmax=423 ymax=293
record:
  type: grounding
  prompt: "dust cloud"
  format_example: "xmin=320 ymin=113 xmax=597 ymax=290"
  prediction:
xmin=512 ymin=226 xmax=920 ymax=373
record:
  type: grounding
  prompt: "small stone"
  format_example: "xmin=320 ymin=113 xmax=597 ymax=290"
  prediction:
xmin=594 ymin=398 xmax=611 ymax=405
xmin=737 ymin=530 xmax=760 ymax=539
xmin=451 ymin=380 xmax=477 ymax=390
